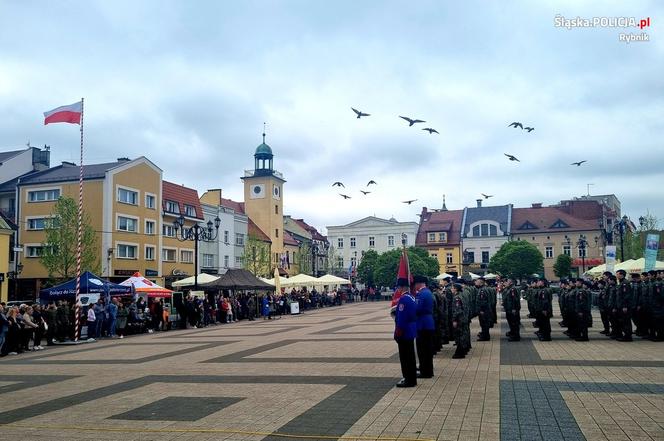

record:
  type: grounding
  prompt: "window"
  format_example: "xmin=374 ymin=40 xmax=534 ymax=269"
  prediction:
xmin=337 ymin=238 xmax=344 ymax=248
xmin=224 ymin=255 xmax=230 ymax=268
xmin=578 ymin=247 xmax=587 ymax=258
xmin=145 ymin=220 xmax=155 ymax=235
xmin=235 ymin=256 xmax=242 ymax=266
xmin=430 ymin=253 xmax=438 ymax=259
xmin=428 ymin=233 xmax=436 ymax=242
xmin=165 ymin=200 xmax=179 ymax=213
xmin=275 ymin=228 xmax=279 ymax=238
xmin=117 ymin=188 xmax=138 ymax=205
xmin=162 ymin=248 xmax=176 ymax=262
xmin=545 ymin=246 xmax=554 ymax=259
xmin=145 ymin=246 xmax=155 ymax=261
xmin=472 ymin=225 xmax=480 ymax=236
xmin=180 ymin=250 xmax=194 ymax=263
xmin=224 ymin=230 xmax=229 ymax=243
xmin=235 ymin=233 xmax=245 ymax=246
xmin=551 ymin=219 xmax=570 ymax=229
xmin=184 ymin=204 xmax=196 ymax=217
xmin=465 ymin=251 xmax=475 ymax=263
xmin=563 ymin=245 xmax=571 ymax=256
xmin=518 ymin=221 xmax=538 ymax=230
xmin=490 ymin=225 xmax=497 ymax=236
xmin=163 ymin=225 xmax=175 ymax=237
xmin=473 ymin=223 xmax=498 ymax=237
xmin=350 ymin=257 xmax=357 ymax=266
xmin=446 ymin=252 xmax=453 ymax=264
xmin=275 ymin=204 xmax=279 ymax=215
xmin=369 ymin=236 xmax=375 ymax=247
xmin=481 ymin=224 xmax=489 ymax=236
xmin=203 ymin=254 xmax=214 ymax=268
xmin=26 ymin=245 xmax=44 ymax=257
xmin=388 ymin=235 xmax=395 ymax=247
xmin=350 ymin=237 xmax=356 ymax=248
xmin=438 ymin=232 xmax=447 ymax=242
xmin=336 ymin=256 xmax=344 ymax=267
xmin=28 ymin=189 xmax=60 ymax=202
xmin=117 ymin=216 xmax=138 ymax=232
xmin=27 ymin=218 xmax=49 ymax=230
xmin=482 ymin=251 xmax=490 ymax=264
xmin=145 ymin=194 xmax=156 ymax=209
xmin=117 ymin=244 xmax=137 ymax=259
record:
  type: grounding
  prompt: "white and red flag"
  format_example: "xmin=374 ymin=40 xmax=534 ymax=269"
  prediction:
xmin=43 ymin=101 xmax=82 ymax=125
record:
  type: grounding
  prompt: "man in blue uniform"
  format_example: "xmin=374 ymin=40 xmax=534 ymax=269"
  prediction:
xmin=414 ymin=275 xmax=435 ymax=379
xmin=394 ymin=278 xmax=417 ymax=388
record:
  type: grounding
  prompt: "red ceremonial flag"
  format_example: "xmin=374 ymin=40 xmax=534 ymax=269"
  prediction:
xmin=43 ymin=101 xmax=82 ymax=125
xmin=396 ymin=248 xmax=412 ymax=284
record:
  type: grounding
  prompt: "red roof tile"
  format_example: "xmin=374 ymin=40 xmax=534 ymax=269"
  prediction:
xmin=293 ymin=218 xmax=326 ymax=241
xmin=511 ymin=206 xmax=600 ymax=233
xmin=162 ymin=181 xmax=203 ymax=220
xmin=416 ymin=209 xmax=463 ymax=247
xmin=220 ymin=197 xmax=245 ymax=214
xmin=248 ymin=218 xmax=271 ymax=243
xmin=283 ymin=230 xmax=300 ymax=246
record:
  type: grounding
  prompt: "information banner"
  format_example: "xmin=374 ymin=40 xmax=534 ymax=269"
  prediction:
xmin=605 ymin=246 xmax=617 ymax=273
xmin=644 ymin=233 xmax=660 ymax=271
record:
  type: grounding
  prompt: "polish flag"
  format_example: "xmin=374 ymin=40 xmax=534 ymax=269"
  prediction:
xmin=44 ymin=101 xmax=82 ymax=125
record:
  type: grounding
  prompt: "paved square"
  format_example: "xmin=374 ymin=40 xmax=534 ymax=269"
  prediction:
xmin=0 ymin=301 xmax=663 ymax=441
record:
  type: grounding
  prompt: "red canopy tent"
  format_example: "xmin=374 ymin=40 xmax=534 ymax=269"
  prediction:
xmin=119 ymin=272 xmax=173 ymax=298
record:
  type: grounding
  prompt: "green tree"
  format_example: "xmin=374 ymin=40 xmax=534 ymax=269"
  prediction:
xmin=489 ymin=241 xmax=543 ymax=281
xmin=373 ymin=247 xmax=438 ymax=288
xmin=553 ymin=253 xmax=573 ymax=279
xmin=243 ymin=235 xmax=272 ymax=277
xmin=296 ymin=242 xmax=312 ymax=275
xmin=40 ymin=196 xmax=100 ymax=279
xmin=357 ymin=249 xmax=379 ymax=287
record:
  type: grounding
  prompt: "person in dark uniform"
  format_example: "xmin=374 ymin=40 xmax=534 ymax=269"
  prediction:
xmin=502 ymin=278 xmax=521 ymax=341
xmin=616 ymin=269 xmax=634 ymax=342
xmin=451 ymin=283 xmax=468 ymax=359
xmin=393 ymin=278 xmax=417 ymax=388
xmin=414 ymin=275 xmax=434 ymax=379
xmin=536 ymin=279 xmax=552 ymax=341
xmin=574 ymin=279 xmax=591 ymax=341
xmin=475 ymin=278 xmax=492 ymax=341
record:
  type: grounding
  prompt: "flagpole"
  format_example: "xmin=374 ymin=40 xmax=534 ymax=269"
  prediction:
xmin=74 ymin=97 xmax=84 ymax=341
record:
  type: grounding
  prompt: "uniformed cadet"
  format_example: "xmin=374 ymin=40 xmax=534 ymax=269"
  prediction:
xmin=574 ymin=279 xmax=591 ymax=341
xmin=598 ymin=272 xmax=613 ymax=335
xmin=434 ymin=286 xmax=449 ymax=350
xmin=461 ymin=281 xmax=472 ymax=353
xmin=393 ymin=278 xmax=417 ymax=387
xmin=502 ymin=278 xmax=521 ymax=341
xmin=651 ymin=271 xmax=664 ymax=341
xmin=475 ymin=278 xmax=492 ymax=341
xmin=451 ymin=283 xmax=468 ymax=359
xmin=631 ymin=273 xmax=645 ymax=337
xmin=414 ymin=275 xmax=435 ymax=378
xmin=615 ymin=269 xmax=634 ymax=342
xmin=442 ymin=278 xmax=455 ymax=342
xmin=564 ymin=280 xmax=578 ymax=339
xmin=558 ymin=280 xmax=568 ymax=328
xmin=638 ymin=272 xmax=652 ymax=339
xmin=431 ymin=287 xmax=441 ymax=354
xmin=536 ymin=279 xmax=552 ymax=341
xmin=607 ymin=275 xmax=620 ymax=338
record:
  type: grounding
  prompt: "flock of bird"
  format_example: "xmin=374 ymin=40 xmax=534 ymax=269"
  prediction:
xmin=333 ymin=110 xmax=589 ymax=204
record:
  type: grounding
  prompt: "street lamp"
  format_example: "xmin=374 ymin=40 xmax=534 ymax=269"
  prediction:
xmin=614 ymin=215 xmax=630 ymax=261
xmin=173 ymin=214 xmax=221 ymax=290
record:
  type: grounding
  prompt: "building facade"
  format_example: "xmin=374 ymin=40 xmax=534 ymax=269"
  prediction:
xmin=326 ymin=216 xmax=419 ymax=271
xmin=416 ymin=207 xmax=464 ymax=277
xmin=460 ymin=200 xmax=512 ymax=274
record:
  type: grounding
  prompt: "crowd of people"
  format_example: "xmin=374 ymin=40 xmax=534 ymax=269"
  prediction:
xmin=0 ymin=285 xmax=365 ymax=357
xmin=392 ymin=269 xmax=664 ymax=388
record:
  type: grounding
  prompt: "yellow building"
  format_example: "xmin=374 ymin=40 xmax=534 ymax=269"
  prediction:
xmin=416 ymin=207 xmax=464 ymax=277
xmin=15 ymin=157 xmax=162 ymax=297
xmin=241 ymin=135 xmax=285 ymax=269
xmin=0 ymin=216 xmax=12 ymax=302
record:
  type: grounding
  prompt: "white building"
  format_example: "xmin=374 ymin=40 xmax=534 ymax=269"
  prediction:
xmin=326 ymin=216 xmax=419 ymax=269
xmin=460 ymin=200 xmax=512 ymax=270
xmin=199 ymin=190 xmax=249 ymax=274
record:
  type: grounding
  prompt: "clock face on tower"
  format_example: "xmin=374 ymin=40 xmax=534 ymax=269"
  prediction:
xmin=250 ymin=184 xmax=266 ymax=199
xmin=272 ymin=184 xmax=281 ymax=200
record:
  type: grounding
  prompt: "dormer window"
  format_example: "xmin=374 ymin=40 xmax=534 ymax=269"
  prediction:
xmin=550 ymin=219 xmax=570 ymax=229
xmin=165 ymin=200 xmax=179 ymax=213
xmin=184 ymin=204 xmax=196 ymax=217
xmin=518 ymin=221 xmax=538 ymax=230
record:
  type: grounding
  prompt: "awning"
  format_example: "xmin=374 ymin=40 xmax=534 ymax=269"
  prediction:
xmin=119 ymin=272 xmax=173 ymax=296
xmin=171 ymin=273 xmax=220 ymax=287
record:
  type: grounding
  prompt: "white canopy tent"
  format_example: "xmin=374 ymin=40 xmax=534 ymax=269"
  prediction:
xmin=171 ymin=273 xmax=220 ymax=287
xmin=435 ymin=273 xmax=454 ymax=280
xmin=315 ymin=274 xmax=351 ymax=285
xmin=281 ymin=273 xmax=319 ymax=288
xmin=483 ymin=273 xmax=498 ymax=280
xmin=468 ymin=272 xmax=481 ymax=280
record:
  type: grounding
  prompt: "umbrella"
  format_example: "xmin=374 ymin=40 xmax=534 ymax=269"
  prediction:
xmin=274 ymin=267 xmax=281 ymax=294
xmin=119 ymin=272 xmax=172 ymax=297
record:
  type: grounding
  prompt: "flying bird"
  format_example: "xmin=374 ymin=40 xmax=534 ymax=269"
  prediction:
xmin=571 ymin=160 xmax=587 ymax=166
xmin=399 ymin=116 xmax=426 ymax=126
xmin=504 ymin=153 xmax=520 ymax=162
xmin=351 ymin=107 xmax=370 ymax=119
xmin=524 ymin=127 xmax=535 ymax=132
xmin=332 ymin=182 xmax=345 ymax=188
xmin=339 ymin=194 xmax=351 ymax=199
xmin=422 ymin=128 xmax=439 ymax=134
xmin=508 ymin=122 xmax=523 ymax=129
xmin=402 ymin=199 xmax=418 ymax=205
xmin=481 ymin=193 xmax=494 ymax=199
xmin=367 ymin=180 xmax=377 ymax=186
xmin=360 ymin=190 xmax=371 ymax=195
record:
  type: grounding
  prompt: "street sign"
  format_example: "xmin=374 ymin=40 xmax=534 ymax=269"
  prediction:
xmin=13 ymin=247 xmax=23 ymax=252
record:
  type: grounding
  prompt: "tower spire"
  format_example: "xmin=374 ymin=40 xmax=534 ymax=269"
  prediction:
xmin=442 ymin=194 xmax=447 ymax=211
xmin=262 ymin=122 xmax=266 ymax=144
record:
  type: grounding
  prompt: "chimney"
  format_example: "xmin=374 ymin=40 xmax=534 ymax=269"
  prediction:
xmin=532 ymin=203 xmax=542 ymax=208
xmin=61 ymin=161 xmax=76 ymax=167
xmin=476 ymin=199 xmax=482 ymax=208
xmin=117 ymin=157 xmax=130 ymax=162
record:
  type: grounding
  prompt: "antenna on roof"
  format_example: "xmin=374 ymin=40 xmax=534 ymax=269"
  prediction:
xmin=262 ymin=122 xmax=266 ymax=144
xmin=586 ymin=183 xmax=594 ymax=196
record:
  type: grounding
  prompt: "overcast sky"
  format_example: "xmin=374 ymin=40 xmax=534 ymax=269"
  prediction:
xmin=1 ymin=1 xmax=662 ymax=234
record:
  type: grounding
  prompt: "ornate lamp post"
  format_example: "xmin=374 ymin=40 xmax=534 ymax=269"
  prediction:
xmin=173 ymin=214 xmax=221 ymax=290
xmin=614 ymin=215 xmax=630 ymax=261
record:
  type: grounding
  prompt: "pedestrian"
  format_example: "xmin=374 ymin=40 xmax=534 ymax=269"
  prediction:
xmin=116 ymin=302 xmax=128 ymax=338
xmin=86 ymin=305 xmax=96 ymax=339
xmin=45 ymin=302 xmax=57 ymax=345
xmin=393 ymin=278 xmax=417 ymax=388
xmin=451 ymin=283 xmax=468 ymax=359
xmin=535 ymin=279 xmax=552 ymax=341
xmin=574 ymin=279 xmax=591 ymax=342
xmin=616 ymin=269 xmax=633 ymax=342
xmin=414 ymin=275 xmax=434 ymax=379
xmin=476 ymin=278 xmax=492 ymax=341
xmin=0 ymin=304 xmax=8 ymax=356
xmin=107 ymin=298 xmax=118 ymax=337
xmin=502 ymin=278 xmax=521 ymax=341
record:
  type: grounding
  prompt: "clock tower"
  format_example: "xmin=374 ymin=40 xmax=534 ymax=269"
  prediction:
xmin=242 ymin=132 xmax=286 ymax=268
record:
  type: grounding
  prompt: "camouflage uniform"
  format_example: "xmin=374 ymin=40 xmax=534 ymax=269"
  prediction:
xmin=452 ymin=288 xmax=468 ymax=358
